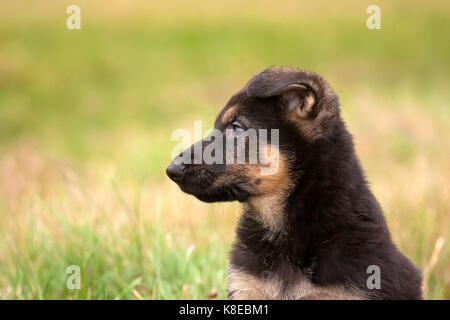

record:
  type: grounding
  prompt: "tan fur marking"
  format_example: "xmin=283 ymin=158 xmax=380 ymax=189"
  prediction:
xmin=285 ymin=90 xmax=315 ymax=119
xmin=245 ymin=145 xmax=294 ymax=237
xmin=227 ymin=265 xmax=367 ymax=300
xmin=285 ymin=108 xmax=337 ymax=141
xmin=221 ymin=104 xmax=238 ymax=123
xmin=300 ymin=92 xmax=316 ymax=117
xmin=213 ymin=144 xmax=294 ymax=237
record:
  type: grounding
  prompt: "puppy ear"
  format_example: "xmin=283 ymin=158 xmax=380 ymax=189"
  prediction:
xmin=246 ymin=68 xmax=317 ymax=119
xmin=247 ymin=67 xmax=340 ymax=141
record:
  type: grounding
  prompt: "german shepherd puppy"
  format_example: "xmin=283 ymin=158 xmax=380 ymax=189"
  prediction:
xmin=166 ymin=66 xmax=422 ymax=300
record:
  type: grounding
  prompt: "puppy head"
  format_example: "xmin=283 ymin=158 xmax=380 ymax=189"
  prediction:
xmin=166 ymin=66 xmax=340 ymax=204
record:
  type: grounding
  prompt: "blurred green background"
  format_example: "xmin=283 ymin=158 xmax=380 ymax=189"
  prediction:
xmin=0 ymin=0 xmax=448 ymax=299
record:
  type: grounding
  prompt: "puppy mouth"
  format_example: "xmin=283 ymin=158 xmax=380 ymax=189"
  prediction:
xmin=166 ymin=163 xmax=252 ymax=203
xmin=195 ymin=185 xmax=250 ymax=203
xmin=177 ymin=180 xmax=251 ymax=203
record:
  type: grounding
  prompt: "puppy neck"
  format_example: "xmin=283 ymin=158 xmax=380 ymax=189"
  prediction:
xmin=243 ymin=195 xmax=289 ymax=241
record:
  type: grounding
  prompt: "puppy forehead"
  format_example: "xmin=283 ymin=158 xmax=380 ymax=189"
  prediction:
xmin=215 ymin=87 xmax=282 ymax=128
xmin=215 ymin=91 xmax=247 ymax=126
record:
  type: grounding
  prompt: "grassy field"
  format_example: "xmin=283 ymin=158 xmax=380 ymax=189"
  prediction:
xmin=0 ymin=0 xmax=449 ymax=299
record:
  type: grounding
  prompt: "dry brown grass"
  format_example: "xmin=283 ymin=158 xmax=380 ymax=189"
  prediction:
xmin=0 ymin=91 xmax=448 ymax=299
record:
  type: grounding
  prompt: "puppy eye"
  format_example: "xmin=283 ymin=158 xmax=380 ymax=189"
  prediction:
xmin=231 ymin=122 xmax=245 ymax=135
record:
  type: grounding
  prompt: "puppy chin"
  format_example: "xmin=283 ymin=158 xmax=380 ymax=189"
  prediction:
xmin=194 ymin=194 xmax=222 ymax=203
xmin=195 ymin=186 xmax=251 ymax=203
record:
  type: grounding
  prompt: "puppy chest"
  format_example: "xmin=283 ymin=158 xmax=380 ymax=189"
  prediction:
xmin=227 ymin=265 xmax=366 ymax=300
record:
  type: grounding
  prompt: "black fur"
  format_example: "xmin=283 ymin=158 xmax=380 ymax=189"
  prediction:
xmin=167 ymin=66 xmax=423 ymax=300
xmin=231 ymin=118 xmax=422 ymax=299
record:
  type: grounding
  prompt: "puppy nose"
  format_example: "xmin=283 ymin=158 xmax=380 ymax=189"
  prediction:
xmin=166 ymin=161 xmax=185 ymax=181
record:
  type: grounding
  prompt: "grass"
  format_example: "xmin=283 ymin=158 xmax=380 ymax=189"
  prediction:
xmin=0 ymin=0 xmax=449 ymax=299
xmin=0 ymin=152 xmax=236 ymax=299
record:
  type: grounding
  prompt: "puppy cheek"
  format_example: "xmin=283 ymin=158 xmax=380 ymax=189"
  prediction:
xmin=210 ymin=165 xmax=242 ymax=188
